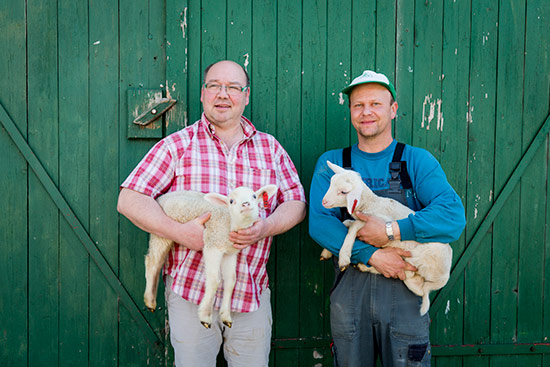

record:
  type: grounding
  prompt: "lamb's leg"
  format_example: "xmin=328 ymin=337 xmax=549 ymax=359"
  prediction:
xmin=144 ymin=235 xmax=173 ymax=312
xmin=417 ymin=273 xmax=451 ymax=316
xmin=197 ymin=249 xmax=224 ymax=329
xmin=319 ymin=248 xmax=333 ymax=261
xmin=420 ymin=293 xmax=431 ymax=316
xmin=338 ymin=221 xmax=364 ymax=271
xmin=403 ymin=273 xmax=425 ymax=297
xmin=219 ymin=253 xmax=238 ymax=328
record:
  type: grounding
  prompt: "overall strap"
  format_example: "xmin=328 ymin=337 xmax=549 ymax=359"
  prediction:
xmin=389 ymin=142 xmax=412 ymax=193
xmin=340 ymin=146 xmax=353 ymax=221
xmin=342 ymin=146 xmax=352 ymax=169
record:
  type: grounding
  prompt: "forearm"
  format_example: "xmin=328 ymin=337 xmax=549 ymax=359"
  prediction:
xmin=264 ymin=200 xmax=306 ymax=237
xmin=117 ymin=188 xmax=191 ymax=244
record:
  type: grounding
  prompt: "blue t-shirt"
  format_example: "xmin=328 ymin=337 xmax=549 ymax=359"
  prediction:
xmin=308 ymin=140 xmax=466 ymax=265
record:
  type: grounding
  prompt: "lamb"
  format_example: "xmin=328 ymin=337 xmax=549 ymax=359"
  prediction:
xmin=319 ymin=161 xmax=452 ymax=315
xmin=143 ymin=184 xmax=278 ymax=329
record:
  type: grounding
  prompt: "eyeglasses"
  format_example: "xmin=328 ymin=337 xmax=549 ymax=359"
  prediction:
xmin=203 ymin=83 xmax=249 ymax=96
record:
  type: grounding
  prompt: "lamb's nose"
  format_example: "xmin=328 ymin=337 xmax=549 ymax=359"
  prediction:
xmin=242 ymin=201 xmax=250 ymax=207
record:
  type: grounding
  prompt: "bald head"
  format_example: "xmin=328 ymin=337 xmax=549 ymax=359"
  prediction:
xmin=203 ymin=60 xmax=249 ymax=87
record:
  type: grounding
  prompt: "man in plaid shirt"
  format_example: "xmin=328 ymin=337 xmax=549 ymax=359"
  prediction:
xmin=117 ymin=60 xmax=306 ymax=366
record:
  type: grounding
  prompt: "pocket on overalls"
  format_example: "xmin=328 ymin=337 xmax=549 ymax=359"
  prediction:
xmin=389 ymin=326 xmax=431 ymax=366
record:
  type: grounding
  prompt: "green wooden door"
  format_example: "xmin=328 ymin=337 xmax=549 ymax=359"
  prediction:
xmin=1 ymin=0 xmax=550 ymax=366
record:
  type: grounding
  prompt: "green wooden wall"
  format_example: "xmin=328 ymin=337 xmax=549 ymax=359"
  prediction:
xmin=1 ymin=0 xmax=549 ymax=366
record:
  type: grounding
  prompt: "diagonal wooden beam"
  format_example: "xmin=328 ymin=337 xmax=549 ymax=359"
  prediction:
xmin=431 ymin=113 xmax=550 ymax=315
xmin=0 ymin=101 xmax=163 ymax=345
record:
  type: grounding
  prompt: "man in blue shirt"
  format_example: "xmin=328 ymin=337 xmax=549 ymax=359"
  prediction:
xmin=309 ymin=70 xmax=466 ymax=366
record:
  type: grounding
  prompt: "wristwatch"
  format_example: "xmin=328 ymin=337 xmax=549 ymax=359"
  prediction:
xmin=385 ymin=221 xmax=394 ymax=241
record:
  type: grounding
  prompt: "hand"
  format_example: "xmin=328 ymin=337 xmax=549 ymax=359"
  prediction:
xmin=229 ymin=218 xmax=272 ymax=250
xmin=177 ymin=212 xmax=211 ymax=251
xmin=367 ymin=247 xmax=417 ymax=280
xmin=355 ymin=212 xmax=391 ymax=248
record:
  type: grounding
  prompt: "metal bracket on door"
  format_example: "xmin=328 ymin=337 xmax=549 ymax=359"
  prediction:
xmin=133 ymin=98 xmax=177 ymax=126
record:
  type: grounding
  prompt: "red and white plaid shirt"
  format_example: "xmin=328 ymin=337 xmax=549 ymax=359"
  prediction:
xmin=121 ymin=113 xmax=305 ymax=313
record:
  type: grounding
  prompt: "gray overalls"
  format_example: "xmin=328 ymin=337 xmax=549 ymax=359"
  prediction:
xmin=330 ymin=143 xmax=431 ymax=367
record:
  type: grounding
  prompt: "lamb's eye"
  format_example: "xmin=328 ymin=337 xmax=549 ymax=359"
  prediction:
xmin=253 ymin=194 xmax=257 ymax=199
xmin=229 ymin=199 xmax=234 ymax=204
xmin=340 ymin=190 xmax=349 ymax=195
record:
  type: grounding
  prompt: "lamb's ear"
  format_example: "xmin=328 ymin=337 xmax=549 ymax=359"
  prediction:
xmin=327 ymin=160 xmax=346 ymax=174
xmin=255 ymin=184 xmax=278 ymax=205
xmin=203 ymin=193 xmax=229 ymax=207
xmin=346 ymin=184 xmax=362 ymax=215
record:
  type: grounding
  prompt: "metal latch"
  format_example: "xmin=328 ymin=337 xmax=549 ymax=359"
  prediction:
xmin=133 ymin=98 xmax=177 ymax=126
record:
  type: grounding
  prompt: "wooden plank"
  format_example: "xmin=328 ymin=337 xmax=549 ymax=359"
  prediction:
xmin=461 ymin=1 xmax=497 ymax=360
xmin=490 ymin=0 xmax=525 ymax=347
xmin=395 ymin=0 xmax=415 ymax=144
xmin=431 ymin=0 xmax=470 ymax=358
xmin=57 ymin=1 xmax=90 ymax=365
xmin=166 ymin=0 xmax=189 ymax=135
xmin=0 ymin=0 xmax=28 ymax=364
xmin=375 ymin=0 xmax=396 ymax=78
xmin=118 ymin=0 xmax=167 ymax=364
xmin=26 ymin=0 xmax=60 ymax=364
xmin=412 ymin=0 xmax=444 ymax=155
xmin=350 ymin=0 xmax=376 ymax=146
xmin=273 ymin=4 xmax=302 ymax=365
xmin=326 ymin=0 xmax=352 ymax=151
xmin=251 ymin=0 xmax=277 ymax=135
xmin=201 ymin=0 xmax=226 ymax=68
xmin=186 ymin=0 xmax=203 ymax=125
xmin=89 ymin=0 xmax=121 ymax=364
xmin=226 ymin=0 xmax=252 ymax=119
xmin=517 ymin=0 xmax=550 ymax=351
xmin=300 ymin=0 xmax=328 ymax=351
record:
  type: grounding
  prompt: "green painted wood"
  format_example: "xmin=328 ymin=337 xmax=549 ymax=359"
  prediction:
xmin=117 ymin=0 xmax=167 ymax=364
xmin=273 ymin=3 xmax=302 ymax=366
xmin=58 ymin=1 xmax=90 ymax=365
xmin=0 ymin=101 xmax=163 ymax=347
xmin=430 ymin=0 xmax=470 ymax=361
xmin=0 ymin=0 xmax=28 ymax=365
xmin=89 ymin=1 xmax=122 ymax=364
xmin=491 ymin=0 xmax=525 ymax=346
xmin=226 ymin=0 xmax=252 ymax=124
xmin=326 ymin=0 xmax=352 ymax=151
xmin=3 ymin=1 xmax=550 ymax=366
xmin=26 ymin=0 xmax=60 ymax=364
xmin=166 ymin=0 xmax=189 ymax=136
xmin=431 ymin=113 xmax=550 ymax=315
xmin=517 ymin=0 xmax=549 ymax=351
xmin=395 ymin=0 xmax=415 ymax=144
xmin=250 ymin=0 xmax=277 ymax=136
xmin=300 ymin=0 xmax=328 ymax=347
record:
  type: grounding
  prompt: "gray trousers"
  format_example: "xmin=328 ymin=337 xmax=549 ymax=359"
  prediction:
xmin=165 ymin=276 xmax=272 ymax=367
xmin=330 ymin=265 xmax=431 ymax=367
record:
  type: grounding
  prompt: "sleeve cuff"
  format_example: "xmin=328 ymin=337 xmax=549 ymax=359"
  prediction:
xmin=397 ymin=217 xmax=415 ymax=241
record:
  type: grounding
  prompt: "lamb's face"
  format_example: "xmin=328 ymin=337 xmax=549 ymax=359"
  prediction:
xmin=322 ymin=173 xmax=358 ymax=209
xmin=227 ymin=187 xmax=260 ymax=221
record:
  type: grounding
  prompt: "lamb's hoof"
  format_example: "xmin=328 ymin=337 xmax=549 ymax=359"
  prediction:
xmin=223 ymin=321 xmax=232 ymax=328
xmin=201 ymin=321 xmax=211 ymax=329
xmin=356 ymin=263 xmax=369 ymax=272
xmin=339 ymin=265 xmax=349 ymax=272
xmin=146 ymin=307 xmax=156 ymax=313
xmin=320 ymin=256 xmax=329 ymax=261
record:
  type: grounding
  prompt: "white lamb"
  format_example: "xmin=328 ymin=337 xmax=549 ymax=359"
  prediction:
xmin=143 ymin=184 xmax=278 ymax=329
xmin=320 ymin=161 xmax=452 ymax=315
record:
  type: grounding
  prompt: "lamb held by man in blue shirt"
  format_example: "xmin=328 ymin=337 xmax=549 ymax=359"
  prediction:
xmin=320 ymin=160 xmax=452 ymax=316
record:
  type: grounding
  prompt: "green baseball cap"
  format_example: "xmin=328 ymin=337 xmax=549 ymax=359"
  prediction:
xmin=341 ymin=70 xmax=396 ymax=100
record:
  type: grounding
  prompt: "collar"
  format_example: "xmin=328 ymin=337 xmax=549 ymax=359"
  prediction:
xmin=201 ymin=113 xmax=257 ymax=141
